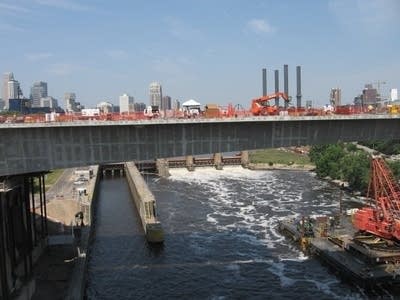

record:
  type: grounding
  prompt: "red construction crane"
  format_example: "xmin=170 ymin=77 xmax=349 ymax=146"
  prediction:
xmin=353 ymin=157 xmax=400 ymax=240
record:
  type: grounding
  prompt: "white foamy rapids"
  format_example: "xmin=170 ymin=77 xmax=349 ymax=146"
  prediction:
xmin=267 ymin=261 xmax=297 ymax=287
xmin=267 ymin=261 xmax=353 ymax=299
xmin=168 ymin=167 xmax=305 ymax=250
xmin=304 ymin=279 xmax=356 ymax=300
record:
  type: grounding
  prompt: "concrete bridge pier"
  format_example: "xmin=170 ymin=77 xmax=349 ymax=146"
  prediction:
xmin=241 ymin=151 xmax=250 ymax=168
xmin=186 ymin=156 xmax=195 ymax=171
xmin=156 ymin=159 xmax=170 ymax=178
xmin=0 ymin=173 xmax=48 ymax=300
xmin=213 ymin=153 xmax=223 ymax=170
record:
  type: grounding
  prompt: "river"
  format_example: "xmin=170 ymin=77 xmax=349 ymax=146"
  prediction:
xmin=86 ymin=166 xmax=386 ymax=299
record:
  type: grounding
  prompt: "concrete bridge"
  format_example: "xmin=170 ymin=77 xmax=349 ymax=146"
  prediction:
xmin=1 ymin=113 xmax=400 ymax=299
xmin=1 ymin=114 xmax=400 ymax=176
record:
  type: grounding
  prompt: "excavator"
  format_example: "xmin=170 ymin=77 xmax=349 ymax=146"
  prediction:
xmin=251 ymin=92 xmax=289 ymax=116
xmin=353 ymin=156 xmax=400 ymax=241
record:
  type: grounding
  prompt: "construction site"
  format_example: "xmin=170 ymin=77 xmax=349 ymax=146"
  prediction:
xmin=279 ymin=156 xmax=400 ymax=291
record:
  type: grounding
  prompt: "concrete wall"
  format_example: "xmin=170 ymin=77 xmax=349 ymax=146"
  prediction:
xmin=125 ymin=162 xmax=163 ymax=243
xmin=1 ymin=116 xmax=400 ymax=176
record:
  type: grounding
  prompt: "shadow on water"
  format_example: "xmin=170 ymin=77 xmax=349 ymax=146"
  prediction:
xmin=147 ymin=242 xmax=164 ymax=257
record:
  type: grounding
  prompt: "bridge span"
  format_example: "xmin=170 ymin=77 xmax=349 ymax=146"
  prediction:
xmin=1 ymin=114 xmax=400 ymax=176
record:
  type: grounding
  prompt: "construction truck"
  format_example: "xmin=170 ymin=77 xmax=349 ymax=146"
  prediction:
xmin=251 ymin=92 xmax=289 ymax=116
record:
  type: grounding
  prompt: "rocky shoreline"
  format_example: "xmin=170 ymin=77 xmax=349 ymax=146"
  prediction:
xmin=248 ymin=162 xmax=315 ymax=171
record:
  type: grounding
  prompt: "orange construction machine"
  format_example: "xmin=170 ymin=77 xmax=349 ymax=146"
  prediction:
xmin=251 ymin=92 xmax=289 ymax=116
xmin=353 ymin=157 xmax=400 ymax=241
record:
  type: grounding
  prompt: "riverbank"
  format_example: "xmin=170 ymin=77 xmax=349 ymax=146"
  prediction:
xmin=248 ymin=162 xmax=315 ymax=171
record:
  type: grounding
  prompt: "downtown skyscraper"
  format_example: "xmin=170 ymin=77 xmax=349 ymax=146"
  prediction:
xmin=149 ymin=82 xmax=162 ymax=108
xmin=30 ymin=81 xmax=48 ymax=108
xmin=2 ymin=72 xmax=14 ymax=109
xmin=119 ymin=93 xmax=134 ymax=113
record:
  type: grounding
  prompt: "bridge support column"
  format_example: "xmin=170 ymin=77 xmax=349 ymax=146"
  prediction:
xmin=241 ymin=151 xmax=250 ymax=168
xmin=186 ymin=156 xmax=195 ymax=171
xmin=156 ymin=159 xmax=170 ymax=178
xmin=0 ymin=174 xmax=45 ymax=300
xmin=0 ymin=190 xmax=10 ymax=300
xmin=213 ymin=153 xmax=223 ymax=170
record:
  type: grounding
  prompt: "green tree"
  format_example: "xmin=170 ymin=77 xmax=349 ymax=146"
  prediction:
xmin=340 ymin=152 xmax=370 ymax=191
xmin=346 ymin=143 xmax=358 ymax=152
xmin=311 ymin=144 xmax=345 ymax=179
xmin=387 ymin=161 xmax=400 ymax=179
xmin=310 ymin=143 xmax=400 ymax=193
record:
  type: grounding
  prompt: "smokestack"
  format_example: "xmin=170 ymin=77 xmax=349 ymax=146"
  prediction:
xmin=262 ymin=68 xmax=267 ymax=96
xmin=274 ymin=70 xmax=279 ymax=107
xmin=284 ymin=64 xmax=289 ymax=109
xmin=296 ymin=66 xmax=302 ymax=108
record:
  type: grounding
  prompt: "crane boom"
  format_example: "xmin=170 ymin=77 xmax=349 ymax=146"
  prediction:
xmin=353 ymin=157 xmax=400 ymax=240
xmin=251 ymin=92 xmax=289 ymax=116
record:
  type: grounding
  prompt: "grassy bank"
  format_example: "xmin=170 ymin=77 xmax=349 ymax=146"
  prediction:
xmin=249 ymin=148 xmax=312 ymax=166
xmin=45 ymin=169 xmax=64 ymax=185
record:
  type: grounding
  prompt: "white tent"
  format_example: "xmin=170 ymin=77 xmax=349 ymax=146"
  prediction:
xmin=182 ymin=99 xmax=201 ymax=106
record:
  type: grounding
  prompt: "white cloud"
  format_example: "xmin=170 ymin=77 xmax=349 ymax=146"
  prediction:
xmin=34 ymin=0 xmax=91 ymax=11
xmin=164 ymin=16 xmax=203 ymax=41
xmin=247 ymin=19 xmax=276 ymax=34
xmin=329 ymin=0 xmax=399 ymax=34
xmin=105 ymin=49 xmax=127 ymax=60
xmin=0 ymin=3 xmax=30 ymax=13
xmin=46 ymin=63 xmax=84 ymax=76
xmin=25 ymin=52 xmax=53 ymax=61
xmin=0 ymin=23 xmax=25 ymax=32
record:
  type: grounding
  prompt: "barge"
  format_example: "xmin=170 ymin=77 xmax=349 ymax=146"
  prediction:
xmin=278 ymin=213 xmax=400 ymax=289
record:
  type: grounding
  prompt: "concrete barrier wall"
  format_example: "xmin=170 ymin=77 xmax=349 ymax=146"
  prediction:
xmin=125 ymin=162 xmax=164 ymax=243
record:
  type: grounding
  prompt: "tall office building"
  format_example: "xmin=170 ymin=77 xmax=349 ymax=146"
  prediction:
xmin=149 ymin=82 xmax=162 ymax=108
xmin=173 ymin=99 xmax=181 ymax=110
xmin=134 ymin=102 xmax=146 ymax=112
xmin=362 ymin=84 xmax=379 ymax=106
xmin=30 ymin=81 xmax=48 ymax=107
xmin=65 ymin=92 xmax=77 ymax=112
xmin=40 ymin=96 xmax=57 ymax=109
xmin=391 ymin=89 xmax=398 ymax=101
xmin=330 ymin=88 xmax=341 ymax=106
xmin=119 ymin=93 xmax=134 ymax=113
xmin=161 ymin=95 xmax=172 ymax=110
xmin=2 ymin=72 xmax=14 ymax=109
xmin=7 ymin=80 xmax=20 ymax=100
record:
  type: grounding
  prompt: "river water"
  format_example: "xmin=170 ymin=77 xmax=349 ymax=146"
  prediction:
xmin=85 ymin=167 xmax=387 ymax=299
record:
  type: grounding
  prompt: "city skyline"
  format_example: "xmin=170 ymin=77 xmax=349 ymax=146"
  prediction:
xmin=0 ymin=0 xmax=399 ymax=108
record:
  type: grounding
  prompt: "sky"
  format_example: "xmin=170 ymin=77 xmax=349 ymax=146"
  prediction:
xmin=0 ymin=0 xmax=399 ymax=108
